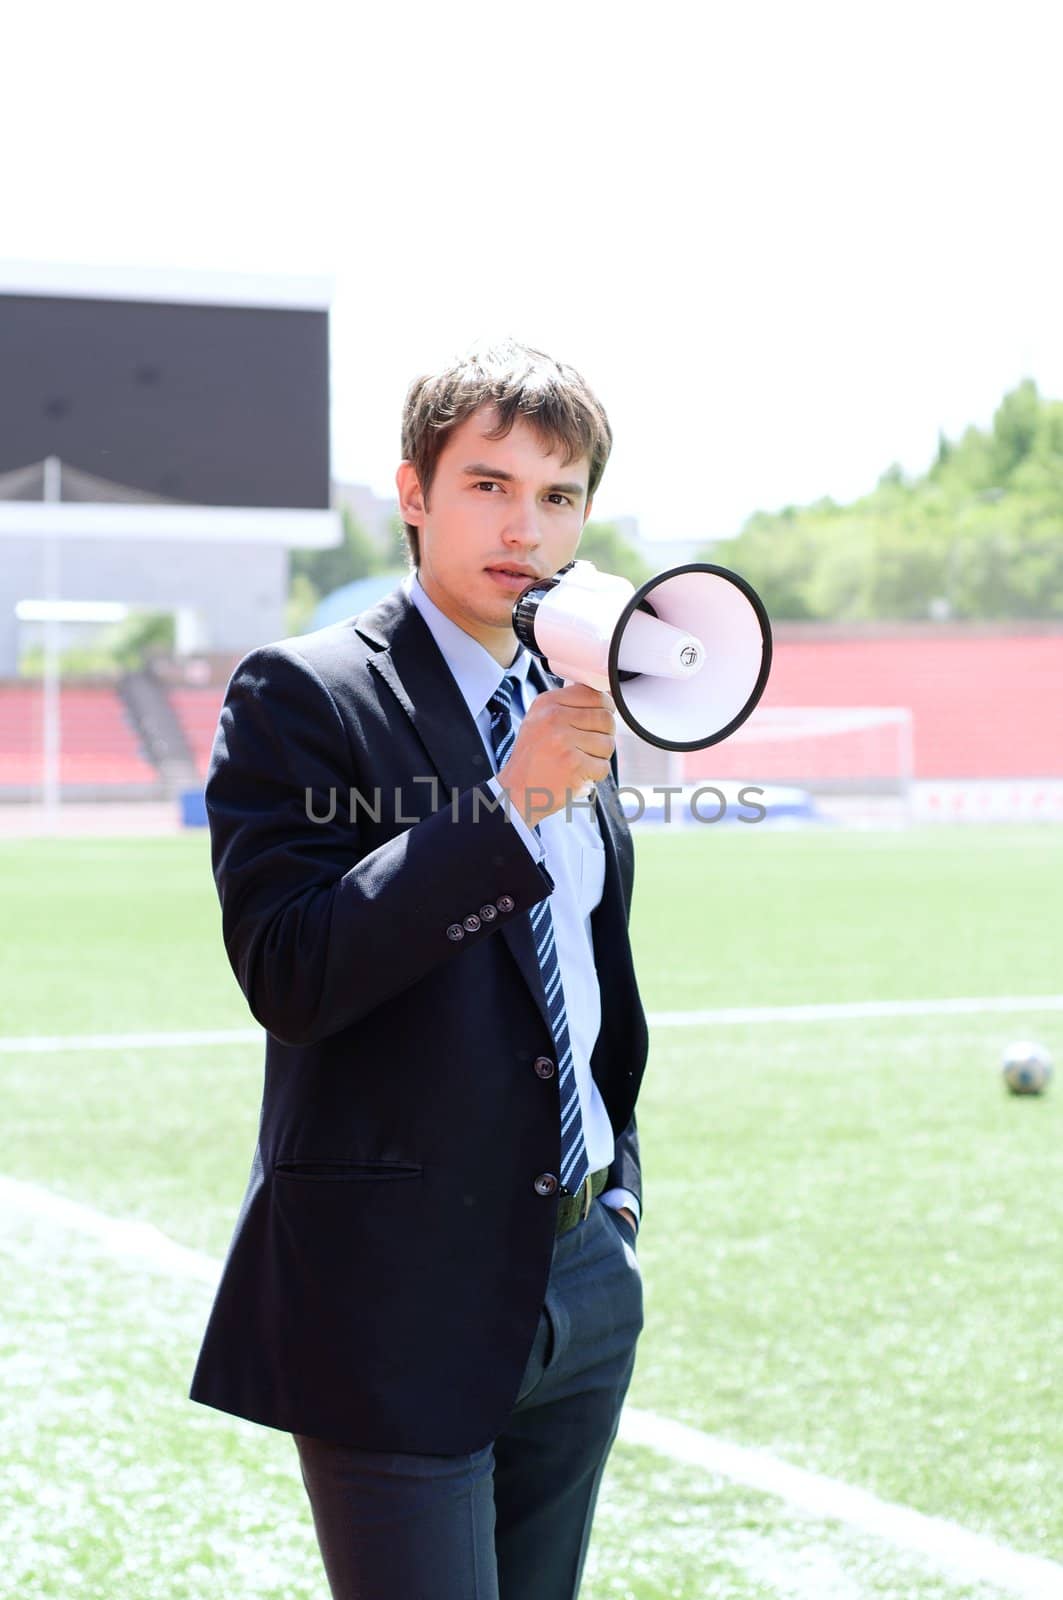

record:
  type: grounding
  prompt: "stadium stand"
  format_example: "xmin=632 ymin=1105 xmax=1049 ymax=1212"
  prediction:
xmin=686 ymin=629 xmax=1063 ymax=783
xmin=0 ymin=682 xmax=159 ymax=791
xmin=3 ymin=626 xmax=1061 ymax=799
xmin=168 ymin=688 xmax=226 ymax=779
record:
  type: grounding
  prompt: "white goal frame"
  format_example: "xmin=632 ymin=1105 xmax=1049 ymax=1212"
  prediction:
xmin=616 ymin=705 xmax=915 ymax=809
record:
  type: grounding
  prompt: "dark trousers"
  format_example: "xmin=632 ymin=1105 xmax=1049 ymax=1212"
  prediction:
xmin=294 ymin=1195 xmax=644 ymax=1600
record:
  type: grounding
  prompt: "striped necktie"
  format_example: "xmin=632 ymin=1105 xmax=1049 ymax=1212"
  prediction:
xmin=487 ymin=674 xmax=590 ymax=1197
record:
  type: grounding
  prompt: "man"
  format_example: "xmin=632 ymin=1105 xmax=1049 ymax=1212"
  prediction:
xmin=191 ymin=339 xmax=649 ymax=1599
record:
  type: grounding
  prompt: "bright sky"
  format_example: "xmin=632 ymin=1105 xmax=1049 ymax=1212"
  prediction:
xmin=5 ymin=0 xmax=1062 ymax=542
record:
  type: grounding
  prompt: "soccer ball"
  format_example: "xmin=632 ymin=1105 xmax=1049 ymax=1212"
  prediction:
xmin=1001 ymin=1041 xmax=1053 ymax=1096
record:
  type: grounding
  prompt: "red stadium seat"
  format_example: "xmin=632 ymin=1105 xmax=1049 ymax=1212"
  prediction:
xmin=168 ymin=687 xmax=226 ymax=780
xmin=0 ymin=683 xmax=159 ymax=786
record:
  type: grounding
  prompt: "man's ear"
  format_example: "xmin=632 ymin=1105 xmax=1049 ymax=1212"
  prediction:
xmin=395 ymin=461 xmax=426 ymax=524
xmin=582 ymin=495 xmax=593 ymax=527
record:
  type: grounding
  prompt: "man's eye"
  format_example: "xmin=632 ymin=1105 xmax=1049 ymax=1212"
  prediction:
xmin=475 ymin=480 xmax=501 ymax=492
xmin=547 ymin=493 xmax=572 ymax=506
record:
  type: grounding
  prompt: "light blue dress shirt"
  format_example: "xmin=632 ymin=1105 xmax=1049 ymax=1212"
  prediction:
xmin=404 ymin=573 xmax=640 ymax=1226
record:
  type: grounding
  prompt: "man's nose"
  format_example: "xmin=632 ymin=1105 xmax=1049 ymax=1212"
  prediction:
xmin=501 ymin=495 xmax=542 ymax=546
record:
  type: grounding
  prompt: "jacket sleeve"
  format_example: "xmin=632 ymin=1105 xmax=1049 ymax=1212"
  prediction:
xmin=206 ymin=644 xmax=553 ymax=1047
xmin=605 ymin=1110 xmax=641 ymax=1216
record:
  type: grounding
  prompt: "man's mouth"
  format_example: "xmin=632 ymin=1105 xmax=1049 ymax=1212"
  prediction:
xmin=485 ymin=565 xmax=538 ymax=591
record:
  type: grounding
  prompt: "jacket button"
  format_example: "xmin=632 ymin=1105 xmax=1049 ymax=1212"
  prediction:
xmin=479 ymin=903 xmax=497 ymax=922
xmin=534 ymin=1172 xmax=559 ymax=1197
xmin=533 ymin=1056 xmax=556 ymax=1079
xmin=463 ymin=914 xmax=482 ymax=932
xmin=496 ymin=895 xmax=515 ymax=913
xmin=446 ymin=923 xmax=465 ymax=942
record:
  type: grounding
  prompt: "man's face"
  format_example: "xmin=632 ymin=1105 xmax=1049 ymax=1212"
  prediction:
xmin=396 ymin=405 xmax=592 ymax=664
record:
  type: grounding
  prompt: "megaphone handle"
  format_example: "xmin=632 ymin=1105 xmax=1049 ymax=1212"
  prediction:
xmin=560 ymin=674 xmax=599 ymax=804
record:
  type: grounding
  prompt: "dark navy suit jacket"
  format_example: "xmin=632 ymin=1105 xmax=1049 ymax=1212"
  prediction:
xmin=190 ymin=584 xmax=648 ymax=1453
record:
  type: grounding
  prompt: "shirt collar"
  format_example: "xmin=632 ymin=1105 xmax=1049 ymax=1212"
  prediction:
xmin=404 ymin=571 xmax=534 ymax=720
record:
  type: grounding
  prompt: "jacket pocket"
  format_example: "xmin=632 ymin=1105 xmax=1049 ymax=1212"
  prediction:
xmin=273 ymin=1159 xmax=423 ymax=1183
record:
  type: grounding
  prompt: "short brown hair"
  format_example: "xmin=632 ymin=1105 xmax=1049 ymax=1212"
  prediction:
xmin=399 ymin=338 xmax=612 ymax=566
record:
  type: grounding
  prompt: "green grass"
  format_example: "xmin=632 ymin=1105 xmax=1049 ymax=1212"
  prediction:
xmin=636 ymin=1010 xmax=1063 ymax=1548
xmin=629 ymin=825 xmax=1063 ymax=1009
xmin=2 ymin=825 xmax=1058 ymax=1037
xmin=1 ymin=824 xmax=1062 ymax=1598
xmin=0 ymin=835 xmax=238 ymax=1036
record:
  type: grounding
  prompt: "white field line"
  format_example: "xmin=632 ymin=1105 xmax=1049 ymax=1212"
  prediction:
xmin=620 ymin=1408 xmax=1063 ymax=1600
xmin=1 ymin=995 xmax=1062 ymax=1055
xmin=0 ymin=1027 xmax=262 ymax=1054
xmin=3 ymin=1173 xmax=1062 ymax=1599
xmin=650 ymin=995 xmax=1063 ymax=1028
xmin=0 ymin=1174 xmax=219 ymax=1285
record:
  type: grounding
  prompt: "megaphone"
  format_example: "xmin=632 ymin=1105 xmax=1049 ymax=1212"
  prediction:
xmin=513 ymin=560 xmax=772 ymax=751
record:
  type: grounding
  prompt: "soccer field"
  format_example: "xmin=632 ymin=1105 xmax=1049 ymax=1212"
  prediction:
xmin=2 ymin=825 xmax=1061 ymax=1599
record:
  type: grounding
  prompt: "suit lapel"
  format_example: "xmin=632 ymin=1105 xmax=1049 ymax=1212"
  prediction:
xmin=358 ymin=589 xmax=554 ymax=1035
xmin=360 ymin=591 xmax=494 ymax=796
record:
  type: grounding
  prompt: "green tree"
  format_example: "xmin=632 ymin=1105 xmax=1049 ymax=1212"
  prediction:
xmin=574 ymin=521 xmax=652 ymax=587
xmin=701 ymin=509 xmax=827 ymax=620
xmin=991 ymin=378 xmax=1040 ymax=478
xmin=383 ymin=511 xmax=412 ymax=570
xmin=19 ymin=610 xmax=177 ymax=677
xmin=712 ymin=380 xmax=1063 ymax=620
xmin=290 ymin=508 xmax=381 ymax=597
xmin=286 ymin=572 xmax=321 ymax=636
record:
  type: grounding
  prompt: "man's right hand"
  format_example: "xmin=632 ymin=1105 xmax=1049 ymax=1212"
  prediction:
xmin=496 ymin=684 xmax=616 ymax=825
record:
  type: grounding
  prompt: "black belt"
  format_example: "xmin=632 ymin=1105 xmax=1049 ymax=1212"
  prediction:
xmin=555 ymin=1167 xmax=610 ymax=1236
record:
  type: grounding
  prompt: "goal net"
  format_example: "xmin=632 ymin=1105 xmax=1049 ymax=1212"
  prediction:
xmin=616 ymin=706 xmax=914 ymax=799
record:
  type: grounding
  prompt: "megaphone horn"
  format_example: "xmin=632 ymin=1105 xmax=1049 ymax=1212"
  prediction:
xmin=512 ymin=560 xmax=772 ymax=752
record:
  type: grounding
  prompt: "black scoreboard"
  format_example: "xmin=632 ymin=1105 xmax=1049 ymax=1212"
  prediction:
xmin=0 ymin=287 xmax=330 ymax=509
